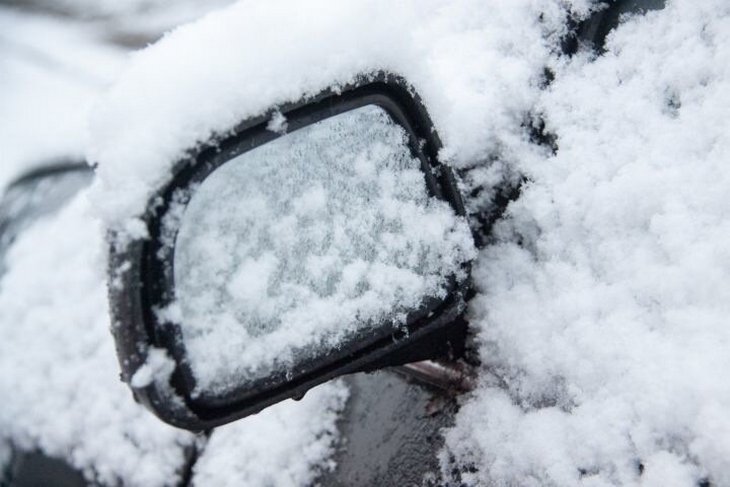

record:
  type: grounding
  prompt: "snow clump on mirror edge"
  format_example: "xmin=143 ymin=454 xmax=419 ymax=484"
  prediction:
xmin=88 ymin=0 xmax=589 ymax=238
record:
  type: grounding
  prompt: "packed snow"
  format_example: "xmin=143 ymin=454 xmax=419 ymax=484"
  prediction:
xmin=171 ymin=105 xmax=474 ymax=392
xmin=190 ymin=381 xmax=347 ymax=487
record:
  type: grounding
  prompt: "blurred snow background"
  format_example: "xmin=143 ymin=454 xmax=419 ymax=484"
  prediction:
xmin=0 ymin=0 xmax=233 ymax=189
xmin=0 ymin=7 xmax=121 ymax=188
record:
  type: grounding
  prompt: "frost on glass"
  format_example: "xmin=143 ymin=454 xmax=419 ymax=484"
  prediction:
xmin=171 ymin=105 xmax=474 ymax=395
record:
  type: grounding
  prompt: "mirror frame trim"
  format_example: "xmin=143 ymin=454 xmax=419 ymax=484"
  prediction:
xmin=109 ymin=72 xmax=472 ymax=430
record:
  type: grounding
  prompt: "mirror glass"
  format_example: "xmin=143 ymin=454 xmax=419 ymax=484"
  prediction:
xmin=168 ymin=105 xmax=474 ymax=396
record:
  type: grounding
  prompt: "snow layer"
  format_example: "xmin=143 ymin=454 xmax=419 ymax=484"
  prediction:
xmin=172 ymin=106 xmax=474 ymax=392
xmin=191 ymin=381 xmax=347 ymax=486
xmin=89 ymin=0 xmax=589 ymax=237
xmin=0 ymin=191 xmax=193 ymax=486
xmin=444 ymin=1 xmax=730 ymax=485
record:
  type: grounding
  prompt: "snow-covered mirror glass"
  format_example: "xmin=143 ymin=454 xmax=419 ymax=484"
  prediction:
xmin=171 ymin=105 xmax=474 ymax=395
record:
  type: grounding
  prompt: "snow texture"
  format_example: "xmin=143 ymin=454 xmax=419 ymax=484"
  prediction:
xmin=130 ymin=347 xmax=176 ymax=388
xmin=443 ymin=1 xmax=730 ymax=486
xmin=89 ymin=0 xmax=588 ymax=239
xmin=191 ymin=381 xmax=348 ymax=487
xmin=55 ymin=0 xmax=730 ymax=484
xmin=0 ymin=191 xmax=194 ymax=486
xmin=172 ymin=105 xmax=474 ymax=392
xmin=0 ymin=11 xmax=194 ymax=486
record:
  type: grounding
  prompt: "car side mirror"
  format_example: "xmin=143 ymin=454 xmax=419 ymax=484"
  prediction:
xmin=109 ymin=73 xmax=476 ymax=430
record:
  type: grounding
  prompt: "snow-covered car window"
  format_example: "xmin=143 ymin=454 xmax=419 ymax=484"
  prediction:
xmin=171 ymin=105 xmax=474 ymax=394
xmin=0 ymin=166 xmax=92 ymax=275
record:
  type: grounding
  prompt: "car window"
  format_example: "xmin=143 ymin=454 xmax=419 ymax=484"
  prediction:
xmin=0 ymin=165 xmax=92 ymax=274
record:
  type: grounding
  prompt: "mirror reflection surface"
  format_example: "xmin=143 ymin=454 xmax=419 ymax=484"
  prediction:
xmin=170 ymin=105 xmax=474 ymax=395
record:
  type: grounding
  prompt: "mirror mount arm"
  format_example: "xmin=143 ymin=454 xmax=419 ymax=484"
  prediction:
xmin=392 ymin=360 xmax=476 ymax=394
xmin=356 ymin=312 xmax=469 ymax=374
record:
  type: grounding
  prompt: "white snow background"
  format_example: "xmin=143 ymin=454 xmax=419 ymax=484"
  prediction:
xmin=2 ymin=0 xmax=730 ymax=485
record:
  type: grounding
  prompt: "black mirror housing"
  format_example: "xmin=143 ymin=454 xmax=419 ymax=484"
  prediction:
xmin=109 ymin=73 xmax=473 ymax=430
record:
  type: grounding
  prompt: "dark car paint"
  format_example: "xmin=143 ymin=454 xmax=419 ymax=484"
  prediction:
xmin=321 ymin=372 xmax=459 ymax=486
xmin=3 ymin=452 xmax=86 ymax=487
